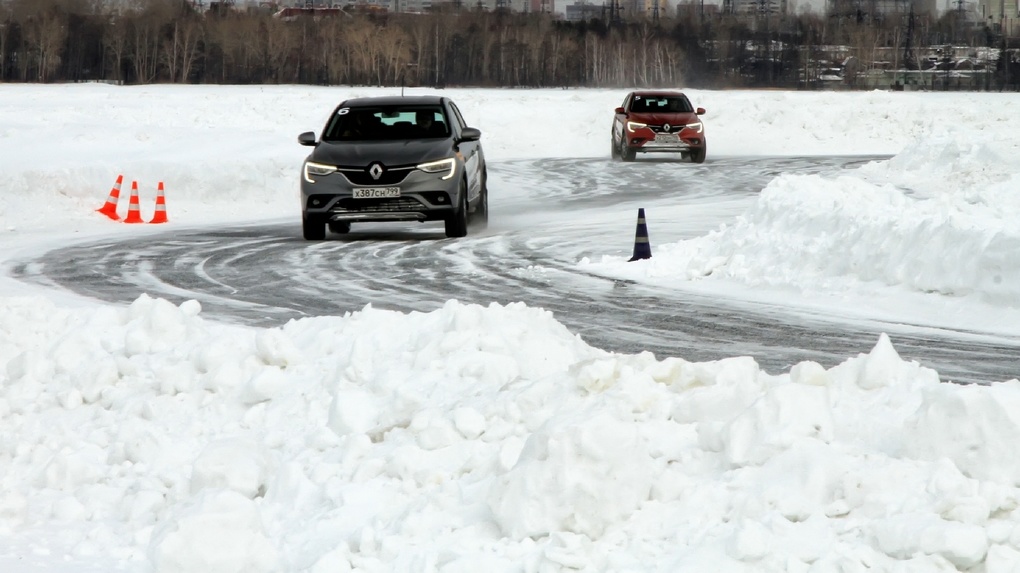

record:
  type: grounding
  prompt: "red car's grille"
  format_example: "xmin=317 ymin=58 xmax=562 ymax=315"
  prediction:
xmin=650 ymin=124 xmax=684 ymax=134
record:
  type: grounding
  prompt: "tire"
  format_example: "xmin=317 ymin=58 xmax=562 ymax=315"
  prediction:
xmin=611 ymin=132 xmax=621 ymax=160
xmin=472 ymin=170 xmax=489 ymax=229
xmin=690 ymin=144 xmax=707 ymax=164
xmin=302 ymin=214 xmax=325 ymax=240
xmin=620 ymin=138 xmax=636 ymax=162
xmin=328 ymin=221 xmax=351 ymax=234
xmin=445 ymin=179 xmax=469 ymax=238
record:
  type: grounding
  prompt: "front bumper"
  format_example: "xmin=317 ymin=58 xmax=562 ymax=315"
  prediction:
xmin=628 ymin=133 xmax=704 ymax=153
xmin=301 ymin=164 xmax=461 ymax=224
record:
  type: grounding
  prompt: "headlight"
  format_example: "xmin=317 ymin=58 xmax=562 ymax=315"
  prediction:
xmin=683 ymin=121 xmax=704 ymax=134
xmin=626 ymin=121 xmax=647 ymax=133
xmin=417 ymin=157 xmax=457 ymax=180
xmin=304 ymin=161 xmax=336 ymax=183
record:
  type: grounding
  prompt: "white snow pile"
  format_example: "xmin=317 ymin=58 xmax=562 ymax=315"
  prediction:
xmin=3 ymin=294 xmax=1020 ymax=571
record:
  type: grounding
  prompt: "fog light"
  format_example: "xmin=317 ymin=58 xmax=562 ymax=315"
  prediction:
xmin=311 ymin=198 xmax=322 ymax=206
xmin=437 ymin=196 xmax=445 ymax=203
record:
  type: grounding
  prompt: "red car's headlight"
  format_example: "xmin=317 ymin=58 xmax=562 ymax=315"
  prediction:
xmin=683 ymin=121 xmax=704 ymax=134
xmin=626 ymin=121 xmax=648 ymax=133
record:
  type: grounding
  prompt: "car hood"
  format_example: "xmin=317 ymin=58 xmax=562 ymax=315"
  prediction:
xmin=309 ymin=139 xmax=454 ymax=167
xmin=629 ymin=112 xmax=700 ymax=126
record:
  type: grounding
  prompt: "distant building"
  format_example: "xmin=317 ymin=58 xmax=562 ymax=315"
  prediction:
xmin=527 ymin=0 xmax=556 ymax=12
xmin=643 ymin=0 xmax=667 ymax=17
xmin=725 ymin=0 xmax=788 ymax=15
xmin=978 ymin=0 xmax=1020 ymax=32
xmin=619 ymin=0 xmax=644 ymax=17
xmin=272 ymin=0 xmax=389 ymax=11
xmin=827 ymin=0 xmax=938 ymax=19
xmin=395 ymin=0 xmax=435 ymax=11
xmin=564 ymin=0 xmax=607 ymax=19
xmin=273 ymin=5 xmax=349 ymax=18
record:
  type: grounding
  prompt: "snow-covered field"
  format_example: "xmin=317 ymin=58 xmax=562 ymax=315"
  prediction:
xmin=1 ymin=84 xmax=1019 ymax=572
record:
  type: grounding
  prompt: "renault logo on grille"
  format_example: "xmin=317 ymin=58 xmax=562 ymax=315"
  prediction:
xmin=663 ymin=123 xmax=671 ymax=131
xmin=368 ymin=163 xmax=384 ymax=180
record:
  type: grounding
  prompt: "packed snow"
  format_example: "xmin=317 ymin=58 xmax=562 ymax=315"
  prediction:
xmin=0 ymin=84 xmax=1019 ymax=572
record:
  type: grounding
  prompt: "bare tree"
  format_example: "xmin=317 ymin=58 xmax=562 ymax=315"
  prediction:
xmin=102 ymin=13 xmax=129 ymax=82
xmin=0 ymin=3 xmax=12 ymax=80
xmin=404 ymin=14 xmax=433 ymax=84
xmin=262 ymin=15 xmax=299 ymax=84
xmin=19 ymin=8 xmax=68 ymax=81
xmin=125 ymin=0 xmax=178 ymax=83
xmin=318 ymin=16 xmax=351 ymax=85
xmin=377 ymin=24 xmax=411 ymax=85
xmin=161 ymin=16 xmax=201 ymax=82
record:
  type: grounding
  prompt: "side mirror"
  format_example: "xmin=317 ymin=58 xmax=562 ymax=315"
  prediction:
xmin=459 ymin=127 xmax=482 ymax=142
xmin=298 ymin=131 xmax=317 ymax=146
xmin=696 ymin=107 xmax=706 ymax=115
xmin=615 ymin=106 xmax=625 ymax=114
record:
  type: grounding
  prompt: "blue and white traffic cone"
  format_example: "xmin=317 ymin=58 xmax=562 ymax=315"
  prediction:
xmin=628 ymin=208 xmax=651 ymax=262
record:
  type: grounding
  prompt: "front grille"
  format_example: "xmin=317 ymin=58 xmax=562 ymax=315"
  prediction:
xmin=331 ymin=197 xmax=426 ymax=214
xmin=650 ymin=124 xmax=684 ymax=134
xmin=338 ymin=166 xmax=414 ymax=186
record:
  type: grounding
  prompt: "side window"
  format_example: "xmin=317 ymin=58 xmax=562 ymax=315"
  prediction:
xmin=622 ymin=94 xmax=632 ymax=111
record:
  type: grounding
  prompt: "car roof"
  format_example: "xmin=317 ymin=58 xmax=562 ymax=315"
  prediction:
xmin=630 ymin=90 xmax=689 ymax=98
xmin=340 ymin=95 xmax=446 ymax=107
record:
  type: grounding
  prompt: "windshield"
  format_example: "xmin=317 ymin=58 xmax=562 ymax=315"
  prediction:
xmin=629 ymin=96 xmax=693 ymax=113
xmin=323 ymin=105 xmax=450 ymax=142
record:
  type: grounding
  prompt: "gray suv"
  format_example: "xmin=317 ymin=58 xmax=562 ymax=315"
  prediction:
xmin=298 ymin=95 xmax=488 ymax=240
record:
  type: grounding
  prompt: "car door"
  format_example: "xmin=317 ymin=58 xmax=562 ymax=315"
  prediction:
xmin=448 ymin=101 xmax=482 ymax=200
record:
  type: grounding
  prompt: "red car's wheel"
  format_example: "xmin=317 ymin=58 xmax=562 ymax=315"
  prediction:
xmin=620 ymin=138 xmax=636 ymax=162
xmin=690 ymin=144 xmax=707 ymax=164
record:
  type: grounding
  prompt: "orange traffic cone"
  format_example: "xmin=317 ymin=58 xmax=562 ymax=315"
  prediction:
xmin=149 ymin=181 xmax=168 ymax=224
xmin=124 ymin=181 xmax=144 ymax=224
xmin=97 ymin=175 xmax=124 ymax=220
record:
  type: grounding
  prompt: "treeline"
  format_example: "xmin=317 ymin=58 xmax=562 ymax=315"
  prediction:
xmin=0 ymin=0 xmax=1015 ymax=88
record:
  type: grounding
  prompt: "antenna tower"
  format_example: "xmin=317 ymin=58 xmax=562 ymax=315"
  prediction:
xmin=903 ymin=2 xmax=915 ymax=69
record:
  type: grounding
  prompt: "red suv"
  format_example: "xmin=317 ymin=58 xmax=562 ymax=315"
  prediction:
xmin=611 ymin=91 xmax=707 ymax=163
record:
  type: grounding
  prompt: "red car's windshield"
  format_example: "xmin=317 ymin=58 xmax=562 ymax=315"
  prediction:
xmin=629 ymin=96 xmax=693 ymax=113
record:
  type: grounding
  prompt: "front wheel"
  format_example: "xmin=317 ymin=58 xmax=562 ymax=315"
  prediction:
xmin=445 ymin=179 xmax=469 ymax=238
xmin=328 ymin=221 xmax=351 ymax=234
xmin=472 ymin=171 xmax=489 ymax=229
xmin=302 ymin=214 xmax=325 ymax=240
xmin=689 ymin=145 xmax=707 ymax=164
xmin=620 ymin=139 xmax=636 ymax=162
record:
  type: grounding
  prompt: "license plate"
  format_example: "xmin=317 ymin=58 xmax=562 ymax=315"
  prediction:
xmin=654 ymin=134 xmax=680 ymax=144
xmin=353 ymin=187 xmax=400 ymax=198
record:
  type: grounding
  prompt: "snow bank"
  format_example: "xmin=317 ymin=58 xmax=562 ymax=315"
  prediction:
xmin=4 ymin=296 xmax=1020 ymax=571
